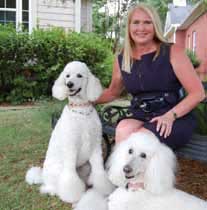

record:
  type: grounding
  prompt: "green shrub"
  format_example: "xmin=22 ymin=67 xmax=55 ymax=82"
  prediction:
xmin=186 ymin=49 xmax=201 ymax=68
xmin=0 ymin=26 xmax=113 ymax=104
xmin=194 ymin=102 xmax=207 ymax=135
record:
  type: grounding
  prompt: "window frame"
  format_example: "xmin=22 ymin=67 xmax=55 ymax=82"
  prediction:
xmin=0 ymin=0 xmax=17 ymax=26
xmin=192 ymin=31 xmax=197 ymax=53
xmin=188 ymin=34 xmax=191 ymax=49
xmin=0 ymin=0 xmax=31 ymax=31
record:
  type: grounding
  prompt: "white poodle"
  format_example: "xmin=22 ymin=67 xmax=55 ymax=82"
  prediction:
xmin=73 ymin=189 xmax=108 ymax=210
xmin=107 ymin=132 xmax=207 ymax=210
xmin=25 ymin=61 xmax=113 ymax=203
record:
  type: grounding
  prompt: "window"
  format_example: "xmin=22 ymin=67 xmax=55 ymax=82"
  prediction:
xmin=0 ymin=0 xmax=29 ymax=31
xmin=188 ymin=35 xmax=191 ymax=49
xmin=0 ymin=0 xmax=16 ymax=26
xmin=192 ymin=31 xmax=196 ymax=53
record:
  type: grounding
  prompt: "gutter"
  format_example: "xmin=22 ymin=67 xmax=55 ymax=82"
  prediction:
xmin=179 ymin=1 xmax=207 ymax=30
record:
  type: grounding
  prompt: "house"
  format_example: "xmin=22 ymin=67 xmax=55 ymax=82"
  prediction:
xmin=0 ymin=0 xmax=92 ymax=33
xmin=164 ymin=0 xmax=207 ymax=73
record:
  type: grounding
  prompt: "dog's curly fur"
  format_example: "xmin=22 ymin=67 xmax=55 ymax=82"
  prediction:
xmin=25 ymin=61 xmax=113 ymax=203
xmin=107 ymin=132 xmax=207 ymax=210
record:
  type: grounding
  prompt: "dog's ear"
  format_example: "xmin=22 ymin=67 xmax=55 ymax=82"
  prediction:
xmin=52 ymin=71 xmax=68 ymax=100
xmin=144 ymin=144 xmax=176 ymax=194
xmin=86 ymin=70 xmax=102 ymax=102
xmin=107 ymin=144 xmax=127 ymax=188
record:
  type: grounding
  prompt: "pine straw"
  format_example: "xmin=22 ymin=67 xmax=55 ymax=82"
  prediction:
xmin=176 ymin=157 xmax=207 ymax=200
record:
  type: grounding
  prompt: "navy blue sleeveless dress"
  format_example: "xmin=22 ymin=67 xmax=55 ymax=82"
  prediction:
xmin=118 ymin=44 xmax=196 ymax=149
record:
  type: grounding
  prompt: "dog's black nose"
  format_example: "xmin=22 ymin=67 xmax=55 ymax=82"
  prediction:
xmin=123 ymin=165 xmax=133 ymax=174
xmin=67 ymin=81 xmax=74 ymax=88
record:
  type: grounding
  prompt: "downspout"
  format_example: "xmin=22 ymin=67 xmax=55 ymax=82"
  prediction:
xmin=173 ymin=25 xmax=178 ymax=43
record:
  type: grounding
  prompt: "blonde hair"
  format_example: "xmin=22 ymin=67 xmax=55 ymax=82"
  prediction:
xmin=122 ymin=3 xmax=168 ymax=73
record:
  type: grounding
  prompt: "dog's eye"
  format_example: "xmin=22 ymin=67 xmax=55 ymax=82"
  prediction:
xmin=140 ymin=153 xmax=147 ymax=159
xmin=128 ymin=148 xmax=133 ymax=154
xmin=77 ymin=74 xmax=83 ymax=78
xmin=66 ymin=74 xmax=70 ymax=78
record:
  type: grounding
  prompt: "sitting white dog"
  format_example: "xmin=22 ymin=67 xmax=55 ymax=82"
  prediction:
xmin=107 ymin=132 xmax=207 ymax=210
xmin=25 ymin=61 xmax=113 ymax=203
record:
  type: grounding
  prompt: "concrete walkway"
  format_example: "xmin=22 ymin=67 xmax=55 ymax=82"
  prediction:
xmin=0 ymin=105 xmax=40 ymax=111
xmin=0 ymin=98 xmax=130 ymax=112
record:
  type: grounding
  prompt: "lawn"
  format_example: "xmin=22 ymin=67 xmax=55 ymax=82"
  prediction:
xmin=1 ymin=100 xmax=207 ymax=210
xmin=0 ymin=100 xmax=71 ymax=210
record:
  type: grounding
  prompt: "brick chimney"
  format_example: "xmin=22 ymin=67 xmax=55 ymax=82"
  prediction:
xmin=173 ymin=0 xmax=186 ymax=7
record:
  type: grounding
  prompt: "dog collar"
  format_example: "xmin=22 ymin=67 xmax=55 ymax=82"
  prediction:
xmin=68 ymin=102 xmax=93 ymax=116
xmin=126 ymin=181 xmax=144 ymax=191
xmin=70 ymin=109 xmax=93 ymax=116
xmin=68 ymin=102 xmax=91 ymax=107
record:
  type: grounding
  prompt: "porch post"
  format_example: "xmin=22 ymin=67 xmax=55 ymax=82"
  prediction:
xmin=75 ymin=0 xmax=81 ymax=32
xmin=16 ymin=0 xmax=22 ymax=31
xmin=29 ymin=0 xmax=37 ymax=33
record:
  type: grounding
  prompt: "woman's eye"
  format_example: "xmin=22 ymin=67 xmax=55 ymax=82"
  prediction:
xmin=140 ymin=152 xmax=147 ymax=159
xmin=144 ymin=20 xmax=152 ymax=25
xmin=66 ymin=74 xmax=70 ymax=78
xmin=131 ymin=20 xmax=139 ymax=25
xmin=128 ymin=148 xmax=133 ymax=154
xmin=131 ymin=20 xmax=152 ymax=26
xmin=77 ymin=74 xmax=83 ymax=78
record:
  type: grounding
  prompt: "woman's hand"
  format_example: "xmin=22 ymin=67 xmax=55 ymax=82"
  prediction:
xmin=150 ymin=111 xmax=175 ymax=138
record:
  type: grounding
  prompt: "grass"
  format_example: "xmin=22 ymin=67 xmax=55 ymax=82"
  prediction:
xmin=0 ymin=100 xmax=72 ymax=210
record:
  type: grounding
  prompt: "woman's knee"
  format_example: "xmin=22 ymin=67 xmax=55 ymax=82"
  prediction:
xmin=116 ymin=119 xmax=130 ymax=132
xmin=115 ymin=119 xmax=143 ymax=143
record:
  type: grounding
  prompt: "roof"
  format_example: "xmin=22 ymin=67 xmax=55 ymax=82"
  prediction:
xmin=164 ymin=3 xmax=193 ymax=34
xmin=178 ymin=1 xmax=207 ymax=30
xmin=169 ymin=3 xmax=193 ymax=24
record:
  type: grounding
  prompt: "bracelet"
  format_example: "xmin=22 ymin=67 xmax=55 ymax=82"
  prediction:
xmin=171 ymin=110 xmax=177 ymax=120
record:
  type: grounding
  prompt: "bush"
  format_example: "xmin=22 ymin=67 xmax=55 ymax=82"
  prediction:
xmin=0 ymin=26 xmax=113 ymax=104
xmin=194 ymin=102 xmax=207 ymax=135
xmin=186 ymin=49 xmax=201 ymax=68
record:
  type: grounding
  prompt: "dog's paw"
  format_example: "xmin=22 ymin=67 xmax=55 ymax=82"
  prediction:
xmin=89 ymin=172 xmax=115 ymax=195
xmin=25 ymin=167 xmax=43 ymax=185
xmin=57 ymin=174 xmax=86 ymax=203
xmin=40 ymin=184 xmax=56 ymax=196
xmin=74 ymin=189 xmax=108 ymax=210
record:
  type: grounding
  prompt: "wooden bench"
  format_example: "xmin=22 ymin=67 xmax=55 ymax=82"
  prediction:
xmin=99 ymin=82 xmax=207 ymax=163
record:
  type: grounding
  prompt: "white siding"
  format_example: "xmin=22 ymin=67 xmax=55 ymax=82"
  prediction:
xmin=37 ymin=0 xmax=75 ymax=31
xmin=35 ymin=0 xmax=92 ymax=32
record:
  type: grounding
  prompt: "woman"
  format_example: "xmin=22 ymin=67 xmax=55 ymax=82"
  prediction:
xmin=96 ymin=3 xmax=205 ymax=149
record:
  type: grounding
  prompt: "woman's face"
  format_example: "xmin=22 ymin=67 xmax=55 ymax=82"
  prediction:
xmin=129 ymin=9 xmax=155 ymax=46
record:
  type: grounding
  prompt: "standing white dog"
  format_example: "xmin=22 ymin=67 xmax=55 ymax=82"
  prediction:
xmin=108 ymin=132 xmax=207 ymax=210
xmin=25 ymin=61 xmax=113 ymax=203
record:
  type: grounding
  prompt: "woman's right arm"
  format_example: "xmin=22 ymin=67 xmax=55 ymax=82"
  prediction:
xmin=95 ymin=57 xmax=124 ymax=104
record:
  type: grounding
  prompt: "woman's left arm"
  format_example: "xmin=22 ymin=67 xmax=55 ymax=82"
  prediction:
xmin=169 ymin=44 xmax=205 ymax=117
xmin=151 ymin=44 xmax=206 ymax=138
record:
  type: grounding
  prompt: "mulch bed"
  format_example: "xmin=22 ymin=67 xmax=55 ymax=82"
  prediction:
xmin=176 ymin=157 xmax=207 ymax=200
